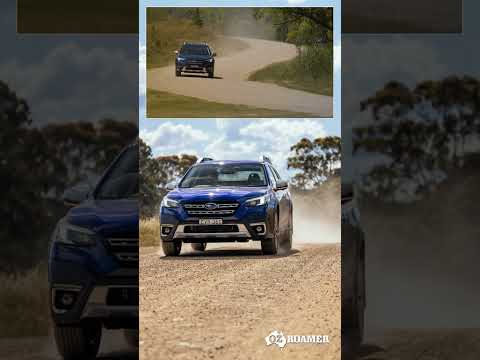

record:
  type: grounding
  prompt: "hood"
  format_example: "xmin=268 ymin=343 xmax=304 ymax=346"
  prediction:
xmin=178 ymin=54 xmax=212 ymax=61
xmin=167 ymin=187 xmax=268 ymax=203
xmin=66 ymin=199 xmax=138 ymax=238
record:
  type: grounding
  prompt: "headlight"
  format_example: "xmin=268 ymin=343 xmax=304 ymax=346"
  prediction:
xmin=54 ymin=219 xmax=97 ymax=246
xmin=177 ymin=57 xmax=186 ymax=62
xmin=245 ymin=195 xmax=268 ymax=207
xmin=208 ymin=58 xmax=213 ymax=63
xmin=161 ymin=196 xmax=179 ymax=208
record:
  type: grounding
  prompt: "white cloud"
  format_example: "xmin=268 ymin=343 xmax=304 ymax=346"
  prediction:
xmin=0 ymin=42 xmax=137 ymax=124
xmin=140 ymin=122 xmax=210 ymax=155
xmin=239 ymin=119 xmax=326 ymax=146
xmin=204 ymin=136 xmax=258 ymax=161
xmin=141 ymin=119 xmax=330 ymax=180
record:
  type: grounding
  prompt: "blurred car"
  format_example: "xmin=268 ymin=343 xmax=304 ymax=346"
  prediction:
xmin=341 ymin=183 xmax=366 ymax=356
xmin=48 ymin=142 xmax=139 ymax=359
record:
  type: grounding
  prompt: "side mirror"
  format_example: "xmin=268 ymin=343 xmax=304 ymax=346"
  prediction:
xmin=212 ymin=52 xmax=217 ymax=57
xmin=63 ymin=183 xmax=91 ymax=207
xmin=165 ymin=181 xmax=177 ymax=191
xmin=274 ymin=180 xmax=288 ymax=191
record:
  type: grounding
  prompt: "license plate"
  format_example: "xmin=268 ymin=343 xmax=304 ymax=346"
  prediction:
xmin=199 ymin=219 xmax=223 ymax=225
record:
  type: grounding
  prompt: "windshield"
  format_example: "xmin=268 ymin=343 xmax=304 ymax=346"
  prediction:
xmin=95 ymin=145 xmax=139 ymax=200
xmin=179 ymin=164 xmax=267 ymax=188
xmin=179 ymin=44 xmax=210 ymax=56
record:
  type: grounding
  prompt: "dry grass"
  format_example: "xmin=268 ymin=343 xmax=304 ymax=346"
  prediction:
xmin=140 ymin=218 xmax=160 ymax=247
xmin=147 ymin=90 xmax=310 ymax=118
xmin=0 ymin=266 xmax=50 ymax=337
xmin=146 ymin=19 xmax=249 ymax=69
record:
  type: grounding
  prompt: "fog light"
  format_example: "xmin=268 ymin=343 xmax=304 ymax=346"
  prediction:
xmin=61 ymin=293 xmax=75 ymax=306
xmin=256 ymin=226 xmax=263 ymax=233
xmin=54 ymin=290 xmax=79 ymax=311
xmin=162 ymin=226 xmax=173 ymax=235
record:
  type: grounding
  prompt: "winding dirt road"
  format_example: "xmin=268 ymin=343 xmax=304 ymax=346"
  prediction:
xmin=147 ymin=37 xmax=333 ymax=117
xmin=140 ymin=243 xmax=340 ymax=360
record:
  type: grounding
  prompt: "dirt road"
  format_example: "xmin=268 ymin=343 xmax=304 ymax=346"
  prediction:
xmin=147 ymin=37 xmax=333 ymax=117
xmin=357 ymin=330 xmax=480 ymax=360
xmin=140 ymin=243 xmax=340 ymax=360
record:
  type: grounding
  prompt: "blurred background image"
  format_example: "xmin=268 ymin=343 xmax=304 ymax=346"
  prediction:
xmin=1 ymin=0 xmax=139 ymax=358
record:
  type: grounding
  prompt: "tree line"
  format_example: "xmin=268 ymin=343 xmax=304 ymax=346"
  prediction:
xmin=2 ymin=81 xmax=137 ymax=273
xmin=140 ymin=135 xmax=341 ymax=219
xmin=354 ymin=76 xmax=480 ymax=202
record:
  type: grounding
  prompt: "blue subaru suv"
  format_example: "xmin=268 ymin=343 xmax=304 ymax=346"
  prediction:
xmin=175 ymin=42 xmax=216 ymax=78
xmin=160 ymin=157 xmax=293 ymax=256
xmin=48 ymin=142 xmax=138 ymax=359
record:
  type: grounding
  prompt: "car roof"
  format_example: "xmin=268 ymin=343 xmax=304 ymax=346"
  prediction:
xmin=195 ymin=160 xmax=264 ymax=166
xmin=182 ymin=42 xmax=209 ymax=47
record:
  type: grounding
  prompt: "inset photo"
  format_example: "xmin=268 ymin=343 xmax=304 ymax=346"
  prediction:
xmin=140 ymin=6 xmax=338 ymax=118
xmin=139 ymin=118 xmax=341 ymax=359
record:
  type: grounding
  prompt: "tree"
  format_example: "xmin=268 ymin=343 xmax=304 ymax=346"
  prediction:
xmin=192 ymin=8 xmax=203 ymax=28
xmin=354 ymin=76 xmax=480 ymax=202
xmin=255 ymin=8 xmax=333 ymax=44
xmin=0 ymin=81 xmax=51 ymax=272
xmin=139 ymin=138 xmax=162 ymax=219
xmin=156 ymin=154 xmax=197 ymax=199
xmin=139 ymin=137 xmax=197 ymax=218
xmin=288 ymin=136 xmax=341 ymax=189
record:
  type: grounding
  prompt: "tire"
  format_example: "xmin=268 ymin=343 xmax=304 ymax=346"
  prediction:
xmin=281 ymin=228 xmax=293 ymax=251
xmin=54 ymin=322 xmax=101 ymax=360
xmin=124 ymin=329 xmax=139 ymax=348
xmin=341 ymin=229 xmax=366 ymax=355
xmin=162 ymin=240 xmax=182 ymax=256
xmin=175 ymin=69 xmax=181 ymax=77
xmin=191 ymin=243 xmax=206 ymax=251
xmin=261 ymin=215 xmax=279 ymax=255
xmin=208 ymin=69 xmax=214 ymax=78
xmin=280 ymin=211 xmax=293 ymax=251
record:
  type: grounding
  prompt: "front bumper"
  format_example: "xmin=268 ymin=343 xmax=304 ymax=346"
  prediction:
xmin=49 ymin=243 xmax=138 ymax=326
xmin=176 ymin=62 xmax=213 ymax=73
xmin=160 ymin=205 xmax=272 ymax=243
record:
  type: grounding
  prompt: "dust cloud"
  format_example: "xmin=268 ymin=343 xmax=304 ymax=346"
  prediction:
xmin=360 ymin=168 xmax=480 ymax=338
xmin=221 ymin=9 xmax=277 ymax=41
xmin=292 ymin=184 xmax=340 ymax=245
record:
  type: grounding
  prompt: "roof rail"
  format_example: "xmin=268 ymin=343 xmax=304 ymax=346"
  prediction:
xmin=197 ymin=157 xmax=214 ymax=163
xmin=259 ymin=155 xmax=272 ymax=164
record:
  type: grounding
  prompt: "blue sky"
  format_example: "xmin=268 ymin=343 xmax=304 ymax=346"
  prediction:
xmin=139 ymin=0 xmax=341 ymax=180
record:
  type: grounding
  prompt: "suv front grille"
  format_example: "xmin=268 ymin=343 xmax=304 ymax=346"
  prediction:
xmin=183 ymin=202 xmax=239 ymax=217
xmin=106 ymin=238 xmax=138 ymax=266
xmin=184 ymin=225 xmax=239 ymax=233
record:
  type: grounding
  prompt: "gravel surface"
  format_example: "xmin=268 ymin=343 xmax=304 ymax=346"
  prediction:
xmin=140 ymin=243 xmax=340 ymax=360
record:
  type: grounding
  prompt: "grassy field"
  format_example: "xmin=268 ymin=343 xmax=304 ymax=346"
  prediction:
xmin=140 ymin=218 xmax=160 ymax=247
xmin=248 ymin=46 xmax=333 ymax=97
xmin=147 ymin=89 xmax=311 ymax=118
xmin=0 ymin=266 xmax=50 ymax=337
xmin=147 ymin=19 xmax=249 ymax=69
